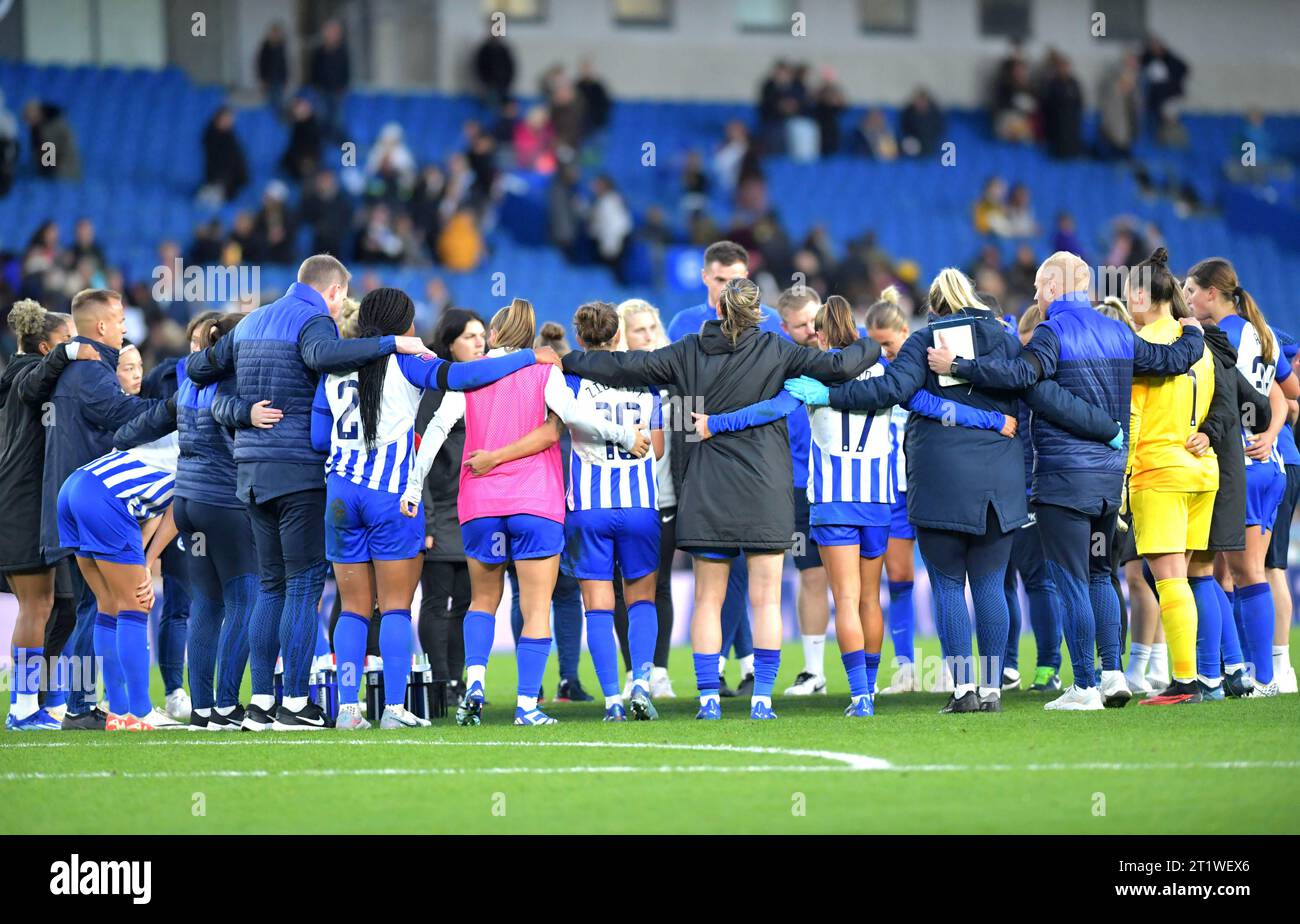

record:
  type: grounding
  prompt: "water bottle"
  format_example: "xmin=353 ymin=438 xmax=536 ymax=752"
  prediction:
xmin=406 ymin=653 xmax=443 ymax=720
xmin=313 ymin=654 xmax=338 ymax=723
xmin=363 ymin=655 xmax=384 ymax=721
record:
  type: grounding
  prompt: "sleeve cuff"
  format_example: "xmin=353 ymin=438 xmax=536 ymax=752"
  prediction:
xmin=380 ymin=335 xmax=397 ymax=354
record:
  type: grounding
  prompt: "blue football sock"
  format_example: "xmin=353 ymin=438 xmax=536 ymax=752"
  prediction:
xmin=752 ymin=647 xmax=780 ymax=698
xmin=1089 ymin=574 xmax=1122 ymax=673
xmin=248 ymin=588 xmax=283 ymax=698
xmin=186 ymin=588 xmax=223 ymax=712
xmin=583 ymin=609 xmax=621 ymax=697
xmin=972 ymin=568 xmax=1010 ymax=686
xmin=156 ymin=575 xmax=189 ymax=694
xmin=1046 ymin=561 xmax=1095 ymax=688
xmin=1003 ymin=572 xmax=1022 ymax=671
xmin=115 ymin=611 xmax=152 ymax=717
xmin=926 ymin=561 xmax=974 ymax=686
xmin=693 ymin=650 xmax=721 ymax=696
xmin=1028 ymin=578 xmax=1064 ymax=670
xmin=217 ymin=573 xmax=255 ymax=708
xmin=515 ymin=636 xmax=551 ymax=700
xmin=463 ymin=610 xmax=495 ymax=671
xmin=864 ymin=651 xmax=881 ymax=694
xmin=93 ymin=614 xmax=128 ymax=715
xmin=12 ymin=646 xmax=43 ymax=718
xmin=887 ymin=580 xmax=915 ymax=664
xmin=281 ymin=564 xmax=327 ymax=699
xmin=8 ymin=647 xmax=16 ymax=707
xmin=1231 ymin=591 xmax=1247 ymax=656
xmin=333 ymin=611 xmax=369 ymax=705
xmin=1219 ymin=587 xmax=1245 ymax=666
xmin=1237 ymin=582 xmax=1276 ymax=684
xmin=379 ymin=610 xmax=413 ymax=707
xmin=627 ymin=600 xmax=658 ymax=684
xmin=841 ymin=649 xmax=868 ymax=698
xmin=1189 ymin=576 xmax=1222 ymax=680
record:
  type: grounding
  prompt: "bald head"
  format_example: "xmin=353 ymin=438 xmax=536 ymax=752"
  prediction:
xmin=1035 ymin=251 xmax=1092 ymax=312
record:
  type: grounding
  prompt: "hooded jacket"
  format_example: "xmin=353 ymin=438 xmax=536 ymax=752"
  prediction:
xmin=562 ymin=319 xmax=877 ymax=550
xmin=1199 ymin=323 xmax=1271 ymax=530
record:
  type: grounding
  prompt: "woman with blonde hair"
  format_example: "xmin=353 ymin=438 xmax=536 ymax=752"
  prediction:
xmin=786 ymin=268 xmax=1122 ymax=712
xmin=560 ymin=278 xmax=879 ymax=720
xmin=403 ymin=297 xmax=648 ymax=725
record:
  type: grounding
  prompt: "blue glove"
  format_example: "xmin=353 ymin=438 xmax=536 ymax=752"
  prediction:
xmin=784 ymin=376 xmax=829 ymax=407
xmin=1107 ymin=423 xmax=1124 ymax=451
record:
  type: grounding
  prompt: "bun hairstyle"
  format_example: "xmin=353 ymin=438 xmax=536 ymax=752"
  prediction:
xmin=927 ymin=268 xmax=981 ymax=316
xmin=535 ymin=321 xmax=571 ymax=356
xmin=1187 ymin=256 xmax=1273 ymax=365
xmin=336 ymin=297 xmax=362 ymax=339
xmin=8 ymin=299 xmax=70 ymax=354
xmin=572 ymin=301 xmax=620 ymax=348
xmin=490 ymin=297 xmax=536 ymax=351
xmin=864 ymin=285 xmax=909 ymax=333
xmin=1097 ymin=296 xmax=1137 ymax=332
xmin=815 ymin=294 xmax=859 ymax=349
xmin=717 ymin=277 xmax=762 ymax=344
xmin=1128 ymin=246 xmax=1190 ymax=320
xmin=355 ymin=287 xmax=417 ymax=451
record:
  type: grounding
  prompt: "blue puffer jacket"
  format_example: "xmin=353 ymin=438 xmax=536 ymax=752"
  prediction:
xmin=175 ymin=358 xmax=247 ymax=509
xmin=186 ymin=283 xmax=396 ymax=504
xmin=955 ymin=292 xmax=1206 ymax=514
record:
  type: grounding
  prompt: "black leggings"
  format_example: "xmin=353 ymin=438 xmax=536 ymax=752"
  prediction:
xmin=613 ymin=504 xmax=677 ymax=671
xmin=418 ymin=559 xmax=470 ymax=682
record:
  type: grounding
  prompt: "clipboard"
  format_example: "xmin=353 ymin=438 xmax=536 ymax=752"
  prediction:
xmin=930 ymin=314 xmax=976 ymax=387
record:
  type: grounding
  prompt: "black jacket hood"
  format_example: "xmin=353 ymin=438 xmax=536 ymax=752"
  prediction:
xmin=697 ymin=319 xmax=758 ymax=356
xmin=0 ymin=353 xmax=39 ymax=408
xmin=1202 ymin=323 xmax=1237 ymax=368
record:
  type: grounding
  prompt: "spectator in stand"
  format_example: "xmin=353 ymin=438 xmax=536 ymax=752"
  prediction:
xmin=973 ymin=176 xmax=1009 ymax=236
xmin=548 ymin=164 xmax=583 ymax=260
xmin=257 ymin=22 xmax=290 ymax=116
xmin=308 ymin=18 xmax=350 ymax=140
xmin=993 ymin=54 xmax=1038 ymax=144
xmin=1140 ymin=36 xmax=1189 ymax=134
xmin=365 ymin=122 xmax=418 ymax=200
xmin=1007 ymin=243 xmax=1039 ymax=307
xmin=200 ymin=106 xmax=250 ymax=204
xmin=680 ymin=150 xmax=710 ymax=218
xmin=355 ymin=204 xmax=403 ymax=265
xmin=576 ymin=58 xmax=612 ymax=135
xmin=1049 ymin=211 xmax=1084 ymax=259
xmin=22 ymin=100 xmax=82 ymax=179
xmin=70 ymin=219 xmax=107 ymax=280
xmin=899 ymin=88 xmax=944 ymax=157
xmin=301 ymin=169 xmax=353 ymax=258
xmin=1003 ymin=183 xmax=1038 ymax=238
xmin=473 ymin=26 xmax=516 ymax=111
xmin=410 ymin=164 xmax=446 ymax=251
xmin=588 ymin=174 xmax=633 ymax=282
xmin=255 ymin=182 xmax=297 ymax=264
xmin=21 ymin=221 xmax=63 ymax=302
xmin=0 ymin=90 xmax=18 ymax=197
xmin=549 ymin=77 xmax=587 ymax=160
xmin=1098 ymin=51 xmax=1141 ymax=159
xmin=463 ymin=121 xmax=500 ymax=201
xmin=1041 ymin=51 xmax=1084 ymax=159
xmin=814 ymin=72 xmax=847 ymax=156
xmin=228 ymin=211 xmax=264 ymax=264
xmin=187 ymin=218 xmax=225 ymax=265
xmin=852 ymin=109 xmax=898 ymax=161
xmin=437 ymin=206 xmax=484 ymax=271
xmin=394 ymin=213 xmax=430 ymax=267
xmin=440 ymin=153 xmax=477 ymax=221
xmin=281 ymin=96 xmax=323 ymax=182
xmin=514 ymin=106 xmax=556 ymax=172
xmin=714 ymin=120 xmax=754 ymax=192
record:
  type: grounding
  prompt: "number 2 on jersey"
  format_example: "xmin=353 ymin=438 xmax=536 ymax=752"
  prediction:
xmin=335 ymin=379 xmax=359 ymax=440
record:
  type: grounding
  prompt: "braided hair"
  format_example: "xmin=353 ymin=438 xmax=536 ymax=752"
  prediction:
xmin=356 ymin=287 xmax=415 ymax=451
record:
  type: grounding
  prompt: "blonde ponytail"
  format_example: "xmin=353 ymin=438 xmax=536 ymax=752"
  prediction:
xmin=927 ymin=268 xmax=980 ymax=316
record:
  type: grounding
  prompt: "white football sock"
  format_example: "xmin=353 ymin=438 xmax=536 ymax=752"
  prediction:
xmin=517 ymin=695 xmax=538 ymax=711
xmin=802 ymin=634 xmax=826 ymax=677
xmin=282 ymin=695 xmax=307 ymax=711
xmin=466 ymin=665 xmax=486 ymax=688
xmin=1148 ymin=643 xmax=1169 ymax=679
xmin=739 ymin=654 xmax=754 ymax=676
xmin=1127 ymin=642 xmax=1151 ymax=681
xmin=251 ymin=694 xmax=274 ymax=711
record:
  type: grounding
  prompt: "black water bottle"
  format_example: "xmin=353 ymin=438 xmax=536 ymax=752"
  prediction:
xmin=364 ymin=656 xmax=384 ymax=721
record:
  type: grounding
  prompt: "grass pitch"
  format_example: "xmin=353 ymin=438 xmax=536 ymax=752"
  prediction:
xmin=2 ymin=639 xmax=1297 ymax=834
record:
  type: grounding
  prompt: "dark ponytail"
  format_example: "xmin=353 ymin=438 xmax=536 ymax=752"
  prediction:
xmin=356 ymin=287 xmax=415 ymax=451
xmin=1129 ymin=246 xmax=1191 ymax=319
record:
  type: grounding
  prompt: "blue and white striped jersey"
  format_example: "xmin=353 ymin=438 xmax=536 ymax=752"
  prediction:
xmin=1221 ymin=314 xmax=1284 ymax=470
xmin=322 ymin=355 xmax=420 ymax=495
xmin=565 ymin=374 xmax=662 ymax=511
xmin=888 ymin=404 xmax=908 ymax=495
xmin=807 ymin=360 xmax=895 ymax=507
xmin=80 ymin=434 xmax=179 ymax=520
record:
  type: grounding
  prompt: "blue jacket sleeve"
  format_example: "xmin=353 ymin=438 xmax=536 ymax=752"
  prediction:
xmin=953 ymin=325 xmax=1058 ymax=390
xmin=185 ymin=333 xmax=235 ymax=386
xmin=395 ymin=348 xmax=537 ymax=392
xmin=114 ymin=395 xmax=177 ymax=449
xmin=299 ymin=315 xmax=396 ymax=374
xmin=1023 ymin=378 xmax=1121 ymax=443
xmin=210 ymin=377 xmax=254 ymax=429
xmin=1131 ymin=326 xmax=1205 ymax=377
xmin=709 ymin=391 xmax=803 ymax=434
xmin=828 ymin=331 xmax=927 ymax=413
xmin=81 ymin=364 xmax=166 ymax=431
xmin=310 ymin=379 xmax=332 ymax=453
xmin=903 ymin=388 xmax=1006 ymax=432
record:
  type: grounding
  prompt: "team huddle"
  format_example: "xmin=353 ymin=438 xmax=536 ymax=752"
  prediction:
xmin=2 ymin=239 xmax=1295 ymax=732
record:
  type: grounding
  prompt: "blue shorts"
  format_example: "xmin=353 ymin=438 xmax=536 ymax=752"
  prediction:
xmin=1266 ymin=463 xmax=1300 ymax=568
xmin=57 ymin=469 xmax=147 ymax=566
xmin=691 ymin=547 xmax=763 ymax=560
xmin=889 ymin=492 xmax=914 ymax=540
xmin=462 ymin=514 xmax=564 ymax=564
xmin=562 ymin=506 xmax=660 ymax=581
xmin=810 ymin=524 xmax=890 ymax=559
xmin=1244 ymin=461 xmax=1286 ymax=530
xmin=325 ymin=474 xmax=424 ymax=564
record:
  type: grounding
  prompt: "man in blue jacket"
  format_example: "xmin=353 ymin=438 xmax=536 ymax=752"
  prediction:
xmin=186 ymin=255 xmax=428 ymax=730
xmin=667 ymin=241 xmax=780 ymax=695
xmin=41 ymin=289 xmax=167 ymax=729
xmin=928 ymin=251 xmax=1205 ymax=712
